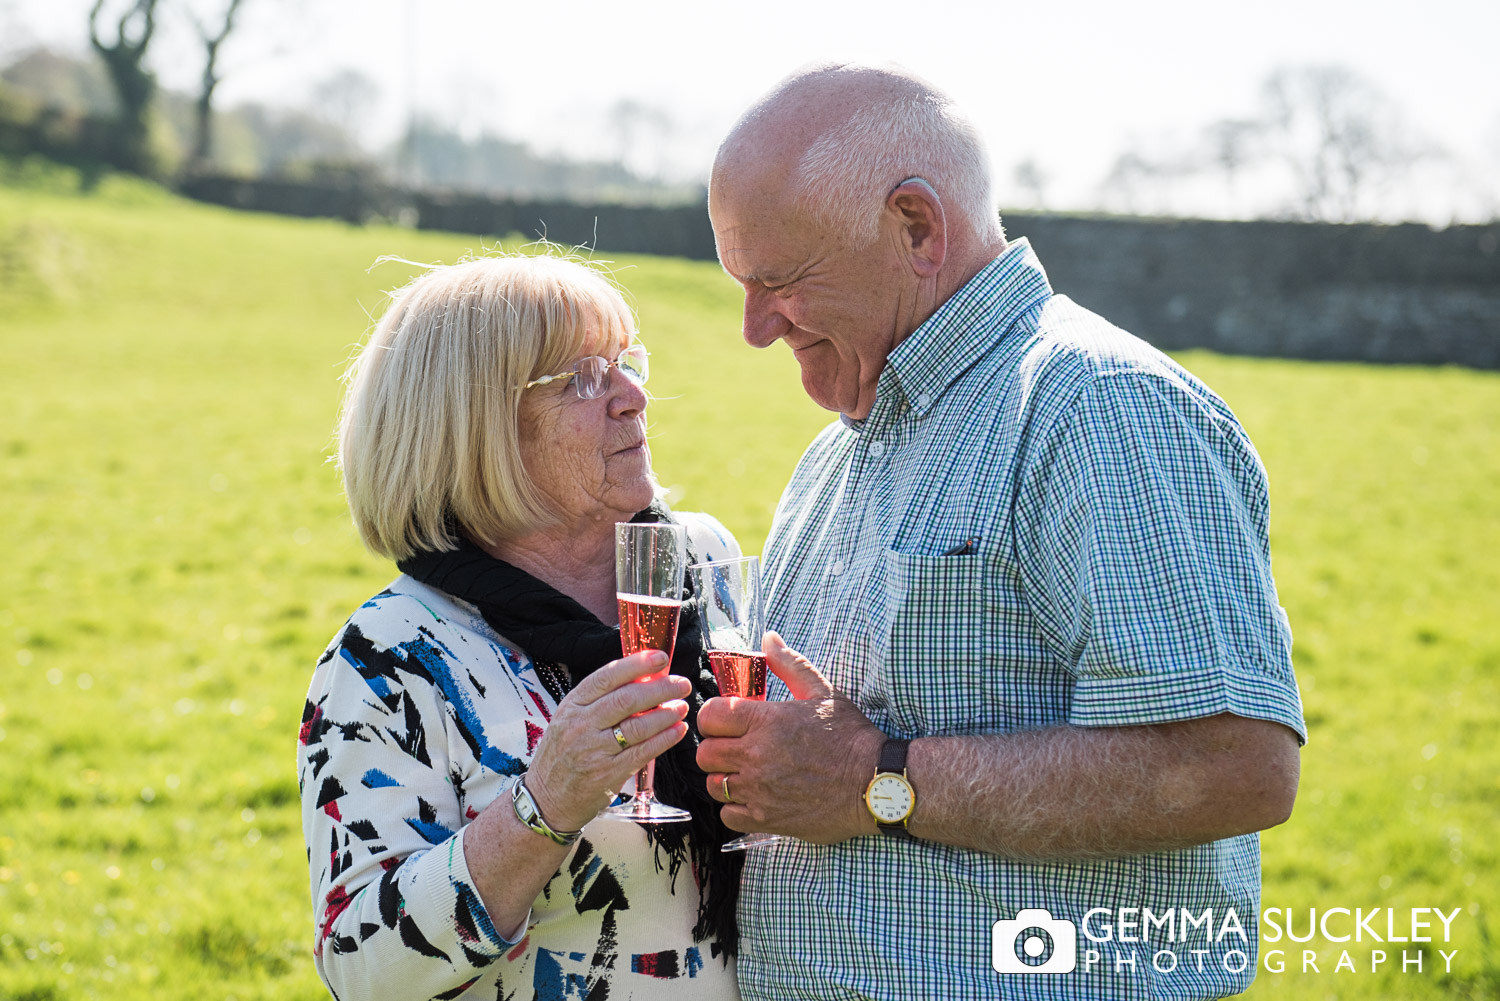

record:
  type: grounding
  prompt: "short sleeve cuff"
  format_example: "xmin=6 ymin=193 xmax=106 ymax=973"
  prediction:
xmin=1068 ymin=662 xmax=1307 ymax=744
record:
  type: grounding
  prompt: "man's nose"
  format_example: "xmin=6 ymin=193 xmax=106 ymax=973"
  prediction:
xmin=742 ymin=287 xmax=789 ymax=349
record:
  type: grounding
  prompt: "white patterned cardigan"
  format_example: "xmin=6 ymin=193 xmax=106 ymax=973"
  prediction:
xmin=298 ymin=513 xmax=741 ymax=1001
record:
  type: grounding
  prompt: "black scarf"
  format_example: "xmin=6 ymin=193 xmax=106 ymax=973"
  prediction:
xmin=397 ymin=501 xmax=741 ymax=957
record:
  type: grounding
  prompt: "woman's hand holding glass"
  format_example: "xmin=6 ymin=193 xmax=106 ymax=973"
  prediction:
xmin=521 ymin=651 xmax=691 ymax=834
xmin=605 ymin=522 xmax=693 ymax=822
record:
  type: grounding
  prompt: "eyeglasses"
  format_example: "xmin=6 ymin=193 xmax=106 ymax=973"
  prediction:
xmin=523 ymin=344 xmax=649 ymax=400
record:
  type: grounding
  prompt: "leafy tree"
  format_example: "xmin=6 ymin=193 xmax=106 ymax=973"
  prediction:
xmin=1 ymin=47 xmax=115 ymax=115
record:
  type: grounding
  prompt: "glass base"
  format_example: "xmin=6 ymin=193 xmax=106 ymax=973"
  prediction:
xmin=721 ymin=832 xmax=786 ymax=852
xmin=602 ymin=797 xmax=692 ymax=824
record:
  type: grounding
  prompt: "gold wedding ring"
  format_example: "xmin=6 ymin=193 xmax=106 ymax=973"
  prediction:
xmin=721 ymin=774 xmax=735 ymax=804
xmin=612 ymin=726 xmax=630 ymax=750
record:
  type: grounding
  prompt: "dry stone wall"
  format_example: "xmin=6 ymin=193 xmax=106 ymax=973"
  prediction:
xmin=175 ymin=177 xmax=1500 ymax=369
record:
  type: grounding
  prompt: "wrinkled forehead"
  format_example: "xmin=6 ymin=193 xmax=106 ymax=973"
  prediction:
xmin=713 ymin=206 xmax=829 ymax=290
xmin=711 ymin=167 xmax=817 ymax=281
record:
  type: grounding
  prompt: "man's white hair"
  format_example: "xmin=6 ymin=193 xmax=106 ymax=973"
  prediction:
xmin=792 ymin=88 xmax=1002 ymax=247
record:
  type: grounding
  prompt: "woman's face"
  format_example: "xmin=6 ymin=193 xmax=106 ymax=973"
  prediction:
xmin=517 ymin=337 xmax=655 ymax=533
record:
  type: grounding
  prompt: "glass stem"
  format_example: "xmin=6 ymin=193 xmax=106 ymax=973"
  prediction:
xmin=635 ymin=759 xmax=656 ymax=805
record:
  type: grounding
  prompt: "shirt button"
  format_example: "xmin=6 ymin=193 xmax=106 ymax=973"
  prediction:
xmin=868 ymin=440 xmax=885 ymax=458
xmin=831 ymin=559 xmax=845 ymax=576
xmin=915 ymin=393 xmax=931 ymax=409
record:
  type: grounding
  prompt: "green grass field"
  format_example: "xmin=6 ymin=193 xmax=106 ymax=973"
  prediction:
xmin=2 ymin=158 xmax=1497 ymax=1000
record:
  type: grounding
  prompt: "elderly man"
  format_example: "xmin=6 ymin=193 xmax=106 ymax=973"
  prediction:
xmin=696 ymin=63 xmax=1306 ymax=1000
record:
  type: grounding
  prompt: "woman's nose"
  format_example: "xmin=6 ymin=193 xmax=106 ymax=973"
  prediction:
xmin=607 ymin=368 xmax=648 ymax=419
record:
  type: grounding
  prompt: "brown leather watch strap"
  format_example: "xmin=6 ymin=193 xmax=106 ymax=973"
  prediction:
xmin=876 ymin=739 xmax=914 ymax=840
xmin=878 ymin=738 xmax=911 ymax=774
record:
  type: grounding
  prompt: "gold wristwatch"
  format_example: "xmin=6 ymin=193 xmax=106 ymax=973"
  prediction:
xmin=864 ymin=738 xmax=916 ymax=839
xmin=510 ymin=775 xmax=584 ymax=846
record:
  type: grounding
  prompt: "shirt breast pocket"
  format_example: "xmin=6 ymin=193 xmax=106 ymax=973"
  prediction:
xmin=876 ymin=545 xmax=1015 ymax=736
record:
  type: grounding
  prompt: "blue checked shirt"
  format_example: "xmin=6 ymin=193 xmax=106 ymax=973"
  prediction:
xmin=740 ymin=240 xmax=1306 ymax=1001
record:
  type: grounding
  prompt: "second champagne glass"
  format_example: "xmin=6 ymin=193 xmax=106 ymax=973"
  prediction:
xmin=689 ymin=556 xmax=787 ymax=852
xmin=605 ymin=522 xmax=692 ymax=823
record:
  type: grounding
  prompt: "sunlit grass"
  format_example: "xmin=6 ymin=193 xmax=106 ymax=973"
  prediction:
xmin=1 ymin=160 xmax=1496 ymax=999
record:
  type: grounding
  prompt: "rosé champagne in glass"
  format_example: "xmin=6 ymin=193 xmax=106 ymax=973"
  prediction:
xmin=605 ymin=522 xmax=692 ymax=823
xmin=689 ymin=556 xmax=787 ymax=851
xmin=618 ymin=594 xmax=683 ymax=662
xmin=704 ymin=650 xmax=768 ymax=699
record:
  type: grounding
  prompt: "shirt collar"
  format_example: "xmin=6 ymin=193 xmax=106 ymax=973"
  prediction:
xmin=862 ymin=238 xmax=1052 ymax=426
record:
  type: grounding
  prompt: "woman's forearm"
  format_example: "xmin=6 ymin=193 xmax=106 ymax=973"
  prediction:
xmin=312 ymin=825 xmax=520 ymax=1001
xmin=460 ymin=785 xmax=574 ymax=940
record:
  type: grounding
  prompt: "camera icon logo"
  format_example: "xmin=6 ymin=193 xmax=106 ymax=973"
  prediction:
xmin=992 ymin=909 xmax=1078 ymax=974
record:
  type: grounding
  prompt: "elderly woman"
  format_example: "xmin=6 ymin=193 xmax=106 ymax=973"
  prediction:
xmin=298 ymin=254 xmax=742 ymax=1000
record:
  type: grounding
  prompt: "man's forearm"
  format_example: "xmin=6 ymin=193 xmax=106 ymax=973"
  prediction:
xmin=899 ymin=713 xmax=1300 ymax=859
xmin=699 ymin=641 xmax=1301 ymax=857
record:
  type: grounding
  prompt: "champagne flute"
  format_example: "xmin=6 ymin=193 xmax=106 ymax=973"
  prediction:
xmin=604 ymin=522 xmax=692 ymax=823
xmin=689 ymin=556 xmax=787 ymax=852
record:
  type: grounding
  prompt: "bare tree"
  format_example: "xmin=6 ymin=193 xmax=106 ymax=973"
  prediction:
xmin=312 ymin=68 xmax=381 ymax=143
xmin=1484 ymin=115 xmax=1500 ymax=221
xmin=1100 ymin=149 xmax=1151 ymax=215
xmin=186 ymin=0 xmax=247 ymax=171
xmin=1199 ymin=117 xmax=1262 ymax=214
xmin=1013 ymin=158 xmax=1051 ymax=210
xmin=1099 ymin=64 xmax=1450 ymax=222
xmin=1259 ymin=65 xmax=1436 ymax=221
xmin=641 ymin=105 xmax=675 ymax=180
xmin=606 ymin=98 xmax=645 ymax=170
xmin=606 ymin=98 xmax=673 ymax=178
xmin=1098 ymin=138 xmax=1198 ymax=218
xmin=88 ymin=0 xmax=162 ymax=174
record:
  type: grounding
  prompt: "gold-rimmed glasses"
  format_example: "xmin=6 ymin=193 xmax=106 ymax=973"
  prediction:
xmin=523 ymin=344 xmax=649 ymax=400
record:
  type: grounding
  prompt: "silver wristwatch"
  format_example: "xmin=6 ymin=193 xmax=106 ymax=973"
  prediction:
xmin=510 ymin=776 xmax=584 ymax=846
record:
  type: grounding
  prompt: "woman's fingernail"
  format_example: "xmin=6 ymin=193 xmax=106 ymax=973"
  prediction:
xmin=648 ymin=651 xmax=668 ymax=667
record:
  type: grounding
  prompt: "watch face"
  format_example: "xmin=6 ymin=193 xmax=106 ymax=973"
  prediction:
xmin=866 ymin=774 xmax=914 ymax=823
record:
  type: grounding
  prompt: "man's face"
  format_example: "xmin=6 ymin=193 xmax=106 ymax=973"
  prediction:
xmin=709 ymin=176 xmax=912 ymax=419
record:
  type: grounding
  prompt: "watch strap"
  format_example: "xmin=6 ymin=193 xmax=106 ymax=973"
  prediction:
xmin=511 ymin=775 xmax=584 ymax=846
xmin=875 ymin=739 xmax=915 ymax=840
xmin=877 ymin=738 xmax=911 ymax=774
xmin=878 ymin=818 xmax=916 ymax=839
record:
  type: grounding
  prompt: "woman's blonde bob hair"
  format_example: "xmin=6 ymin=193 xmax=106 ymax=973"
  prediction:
xmin=337 ymin=252 xmax=636 ymax=562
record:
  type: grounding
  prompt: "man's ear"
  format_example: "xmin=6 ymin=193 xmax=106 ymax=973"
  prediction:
xmin=887 ymin=178 xmax=946 ymax=278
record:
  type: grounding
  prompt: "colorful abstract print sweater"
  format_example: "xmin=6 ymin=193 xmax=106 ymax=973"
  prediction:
xmin=298 ymin=534 xmax=740 ymax=999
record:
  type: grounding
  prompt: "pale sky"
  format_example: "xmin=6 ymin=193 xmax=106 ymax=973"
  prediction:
xmin=5 ymin=0 xmax=1498 ymax=220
